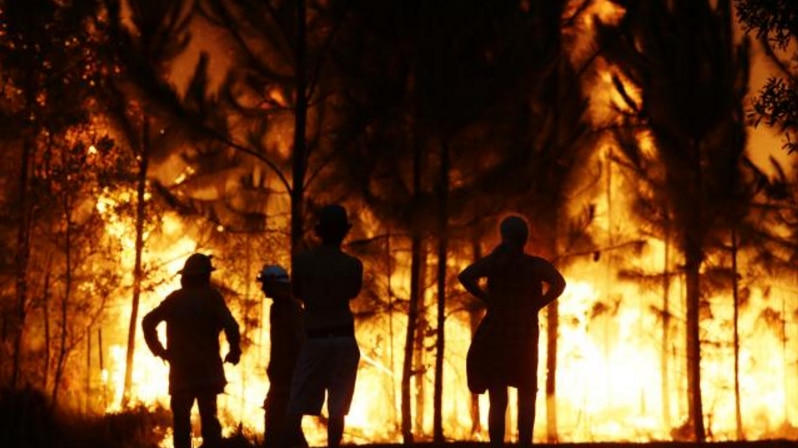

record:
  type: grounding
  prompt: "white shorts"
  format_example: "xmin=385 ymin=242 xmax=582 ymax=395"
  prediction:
xmin=287 ymin=336 xmax=360 ymax=417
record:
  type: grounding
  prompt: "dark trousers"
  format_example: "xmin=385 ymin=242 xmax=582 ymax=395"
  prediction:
xmin=170 ymin=391 xmax=222 ymax=448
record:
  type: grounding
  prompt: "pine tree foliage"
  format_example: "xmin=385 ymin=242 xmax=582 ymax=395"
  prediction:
xmin=735 ymin=0 xmax=798 ymax=153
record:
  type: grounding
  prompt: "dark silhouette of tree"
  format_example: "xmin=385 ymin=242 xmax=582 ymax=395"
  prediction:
xmin=735 ymin=0 xmax=798 ymax=153
xmin=598 ymin=0 xmax=751 ymax=440
xmin=102 ymin=0 xmax=195 ymax=406
xmin=332 ymin=0 xmax=599 ymax=442
xmin=0 ymin=0 xmax=106 ymax=390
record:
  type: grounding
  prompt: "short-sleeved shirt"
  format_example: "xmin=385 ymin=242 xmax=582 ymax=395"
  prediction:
xmin=142 ymin=285 xmax=240 ymax=394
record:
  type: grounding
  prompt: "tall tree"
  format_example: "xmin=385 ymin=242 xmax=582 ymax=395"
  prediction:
xmin=0 ymin=0 xmax=105 ymax=389
xmin=102 ymin=0 xmax=194 ymax=406
xmin=599 ymin=0 xmax=751 ymax=440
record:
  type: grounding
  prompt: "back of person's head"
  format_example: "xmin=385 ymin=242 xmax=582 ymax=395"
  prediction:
xmin=257 ymin=264 xmax=290 ymax=299
xmin=179 ymin=253 xmax=214 ymax=287
xmin=314 ymin=204 xmax=352 ymax=245
xmin=499 ymin=215 xmax=529 ymax=248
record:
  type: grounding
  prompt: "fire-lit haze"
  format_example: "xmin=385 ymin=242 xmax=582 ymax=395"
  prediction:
xmin=4 ymin=0 xmax=797 ymax=446
xmin=91 ymin=147 xmax=798 ymax=445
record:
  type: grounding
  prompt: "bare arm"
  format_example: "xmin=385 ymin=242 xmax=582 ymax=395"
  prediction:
xmin=458 ymin=256 xmax=492 ymax=302
xmin=538 ymin=260 xmax=566 ymax=308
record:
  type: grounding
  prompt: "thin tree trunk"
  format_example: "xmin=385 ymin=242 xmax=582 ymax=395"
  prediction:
xmin=42 ymin=263 xmax=52 ymax=391
xmin=545 ymin=301 xmax=558 ymax=442
xmin=731 ymin=227 xmax=743 ymax=440
xmin=122 ymin=116 xmax=150 ymax=407
xmin=401 ymin=232 xmax=422 ymax=443
xmin=685 ymin=150 xmax=705 ymax=442
xmin=52 ymin=211 xmax=73 ymax=408
xmin=684 ymin=249 xmax=704 ymax=441
xmin=99 ymin=328 xmax=106 ymax=409
xmin=401 ymin=101 xmax=425 ymax=443
xmin=290 ymin=0 xmax=308 ymax=262
xmin=413 ymin=252 xmax=428 ymax=437
xmin=433 ymin=138 xmax=449 ymax=443
xmin=11 ymin=136 xmax=33 ymax=388
xmin=86 ymin=324 xmax=92 ymax=414
xmin=661 ymin=225 xmax=672 ymax=429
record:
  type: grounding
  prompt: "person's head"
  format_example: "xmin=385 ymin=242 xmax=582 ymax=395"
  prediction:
xmin=499 ymin=215 xmax=529 ymax=249
xmin=179 ymin=253 xmax=215 ymax=288
xmin=257 ymin=264 xmax=291 ymax=300
xmin=314 ymin=204 xmax=352 ymax=245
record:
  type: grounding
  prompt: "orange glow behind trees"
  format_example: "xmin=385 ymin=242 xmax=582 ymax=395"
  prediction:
xmin=1 ymin=0 xmax=797 ymax=445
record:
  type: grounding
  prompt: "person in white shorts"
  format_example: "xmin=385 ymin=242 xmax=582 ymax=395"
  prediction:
xmin=284 ymin=204 xmax=363 ymax=448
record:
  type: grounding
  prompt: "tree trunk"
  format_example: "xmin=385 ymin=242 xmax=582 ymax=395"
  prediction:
xmin=545 ymin=301 xmax=558 ymax=442
xmin=684 ymin=244 xmax=705 ymax=441
xmin=52 ymin=210 xmax=74 ymax=408
xmin=42 ymin=264 xmax=52 ymax=390
xmin=290 ymin=0 xmax=308 ymax=262
xmin=11 ymin=136 xmax=33 ymax=389
xmin=413 ymin=252 xmax=428 ymax=437
xmin=661 ymin=225 xmax=672 ymax=430
xmin=401 ymin=95 xmax=426 ymax=442
xmin=432 ymin=138 xmax=449 ymax=443
xmin=731 ymin=227 xmax=743 ymax=440
xmin=122 ymin=116 xmax=150 ymax=407
xmin=685 ymin=149 xmax=705 ymax=442
xmin=401 ymin=228 xmax=422 ymax=443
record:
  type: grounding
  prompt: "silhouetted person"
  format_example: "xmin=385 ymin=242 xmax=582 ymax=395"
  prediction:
xmin=284 ymin=204 xmax=363 ymax=448
xmin=258 ymin=264 xmax=307 ymax=448
xmin=142 ymin=253 xmax=241 ymax=448
xmin=459 ymin=216 xmax=566 ymax=446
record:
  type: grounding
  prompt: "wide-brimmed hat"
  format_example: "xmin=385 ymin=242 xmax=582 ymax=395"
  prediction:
xmin=180 ymin=253 xmax=215 ymax=275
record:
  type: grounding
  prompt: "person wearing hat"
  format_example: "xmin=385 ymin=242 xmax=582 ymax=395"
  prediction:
xmin=284 ymin=204 xmax=363 ymax=448
xmin=458 ymin=215 xmax=566 ymax=446
xmin=142 ymin=253 xmax=242 ymax=448
xmin=258 ymin=264 xmax=306 ymax=448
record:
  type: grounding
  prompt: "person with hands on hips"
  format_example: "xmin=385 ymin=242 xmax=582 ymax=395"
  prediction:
xmin=142 ymin=253 xmax=242 ymax=448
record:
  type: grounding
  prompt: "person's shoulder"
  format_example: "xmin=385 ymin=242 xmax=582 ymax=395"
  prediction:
xmin=529 ymin=255 xmax=559 ymax=272
xmin=163 ymin=289 xmax=184 ymax=303
xmin=341 ymin=250 xmax=363 ymax=271
xmin=343 ymin=250 xmax=362 ymax=264
xmin=294 ymin=248 xmax=315 ymax=265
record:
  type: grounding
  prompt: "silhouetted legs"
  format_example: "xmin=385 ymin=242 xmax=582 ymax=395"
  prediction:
xmin=170 ymin=391 xmax=222 ymax=448
xmin=488 ymin=384 xmax=536 ymax=446
xmin=488 ymin=386 xmax=508 ymax=445
xmin=328 ymin=415 xmax=345 ymax=448
xmin=264 ymin=388 xmax=290 ymax=448
xmin=517 ymin=383 xmax=536 ymax=446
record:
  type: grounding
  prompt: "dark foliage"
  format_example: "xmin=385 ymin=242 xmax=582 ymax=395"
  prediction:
xmin=735 ymin=0 xmax=798 ymax=152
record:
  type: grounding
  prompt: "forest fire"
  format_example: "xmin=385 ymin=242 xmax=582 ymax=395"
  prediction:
xmin=2 ymin=0 xmax=797 ymax=447
xmin=87 ymin=177 xmax=798 ymax=445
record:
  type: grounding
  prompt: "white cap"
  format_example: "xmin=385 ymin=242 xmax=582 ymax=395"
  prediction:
xmin=257 ymin=264 xmax=289 ymax=284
